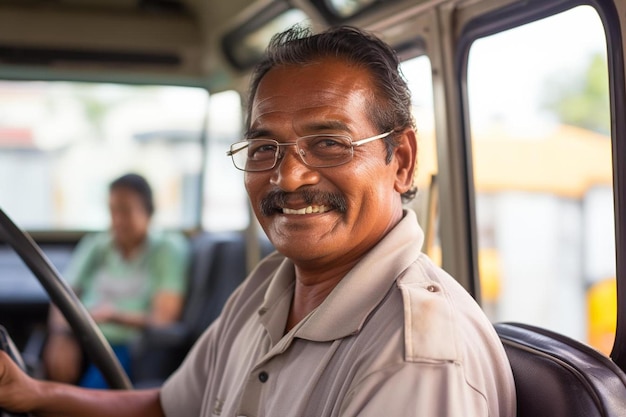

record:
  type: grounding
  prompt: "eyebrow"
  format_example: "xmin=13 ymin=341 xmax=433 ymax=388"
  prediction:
xmin=301 ymin=120 xmax=351 ymax=133
xmin=244 ymin=129 xmax=271 ymax=140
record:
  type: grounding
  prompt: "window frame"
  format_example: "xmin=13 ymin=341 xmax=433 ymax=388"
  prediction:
xmin=454 ymin=0 xmax=626 ymax=367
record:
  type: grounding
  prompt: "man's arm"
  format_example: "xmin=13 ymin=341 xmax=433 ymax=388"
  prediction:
xmin=0 ymin=351 xmax=164 ymax=417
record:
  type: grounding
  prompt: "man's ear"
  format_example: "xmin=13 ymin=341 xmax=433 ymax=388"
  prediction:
xmin=393 ymin=129 xmax=418 ymax=194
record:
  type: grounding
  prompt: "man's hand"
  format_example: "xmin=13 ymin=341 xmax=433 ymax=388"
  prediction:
xmin=0 ymin=350 xmax=39 ymax=413
xmin=1 ymin=351 xmax=165 ymax=417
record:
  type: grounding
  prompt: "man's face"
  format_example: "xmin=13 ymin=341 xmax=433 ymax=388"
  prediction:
xmin=245 ymin=58 xmax=414 ymax=268
xmin=109 ymin=187 xmax=150 ymax=249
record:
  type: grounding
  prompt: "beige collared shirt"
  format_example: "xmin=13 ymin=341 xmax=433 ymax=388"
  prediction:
xmin=160 ymin=210 xmax=516 ymax=416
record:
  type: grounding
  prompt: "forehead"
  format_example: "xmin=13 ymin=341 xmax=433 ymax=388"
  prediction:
xmin=109 ymin=187 xmax=140 ymax=203
xmin=250 ymin=59 xmax=376 ymax=132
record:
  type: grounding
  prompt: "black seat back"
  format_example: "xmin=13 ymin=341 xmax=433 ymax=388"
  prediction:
xmin=182 ymin=231 xmax=274 ymax=340
xmin=495 ymin=322 xmax=626 ymax=417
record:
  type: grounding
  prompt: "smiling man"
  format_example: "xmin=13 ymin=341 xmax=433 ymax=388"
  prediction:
xmin=0 ymin=25 xmax=515 ymax=417
xmin=159 ymin=26 xmax=516 ymax=416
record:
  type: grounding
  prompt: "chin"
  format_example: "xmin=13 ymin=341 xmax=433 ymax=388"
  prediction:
xmin=274 ymin=239 xmax=329 ymax=262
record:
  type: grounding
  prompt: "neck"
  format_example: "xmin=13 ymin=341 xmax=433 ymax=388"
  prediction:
xmin=283 ymin=209 xmax=406 ymax=333
xmin=116 ymin=236 xmax=146 ymax=260
xmin=285 ymin=261 xmax=356 ymax=333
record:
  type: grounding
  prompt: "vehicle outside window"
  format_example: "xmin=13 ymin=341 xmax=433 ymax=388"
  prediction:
xmin=466 ymin=6 xmax=614 ymax=354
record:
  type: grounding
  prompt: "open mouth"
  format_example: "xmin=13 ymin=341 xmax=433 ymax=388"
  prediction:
xmin=260 ymin=190 xmax=347 ymax=217
xmin=282 ymin=205 xmax=331 ymax=215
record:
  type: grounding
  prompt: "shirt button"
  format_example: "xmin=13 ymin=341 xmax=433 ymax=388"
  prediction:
xmin=258 ymin=371 xmax=269 ymax=383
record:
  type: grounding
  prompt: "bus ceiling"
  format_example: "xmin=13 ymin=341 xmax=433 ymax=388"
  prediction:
xmin=0 ymin=0 xmax=450 ymax=87
xmin=0 ymin=0 xmax=507 ymax=91
xmin=0 ymin=0 xmax=266 ymax=89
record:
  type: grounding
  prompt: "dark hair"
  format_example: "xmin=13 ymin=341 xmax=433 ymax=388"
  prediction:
xmin=246 ymin=25 xmax=417 ymax=202
xmin=109 ymin=173 xmax=154 ymax=216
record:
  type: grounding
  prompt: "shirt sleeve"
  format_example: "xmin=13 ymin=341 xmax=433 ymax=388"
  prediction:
xmin=149 ymin=232 xmax=190 ymax=295
xmin=63 ymin=232 xmax=107 ymax=292
xmin=340 ymin=361 xmax=491 ymax=417
xmin=160 ymin=321 xmax=218 ymax=417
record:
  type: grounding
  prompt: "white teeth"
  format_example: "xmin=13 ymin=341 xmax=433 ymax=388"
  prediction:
xmin=282 ymin=205 xmax=330 ymax=215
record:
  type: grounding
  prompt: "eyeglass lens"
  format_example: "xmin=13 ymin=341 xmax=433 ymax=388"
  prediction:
xmin=232 ymin=135 xmax=355 ymax=171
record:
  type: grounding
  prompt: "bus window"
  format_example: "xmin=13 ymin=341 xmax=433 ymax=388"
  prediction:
xmin=0 ymin=81 xmax=208 ymax=230
xmin=203 ymin=90 xmax=249 ymax=231
xmin=400 ymin=56 xmax=439 ymax=264
xmin=467 ymin=6 xmax=614 ymax=353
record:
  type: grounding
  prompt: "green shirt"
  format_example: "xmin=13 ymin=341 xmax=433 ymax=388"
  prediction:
xmin=65 ymin=231 xmax=190 ymax=344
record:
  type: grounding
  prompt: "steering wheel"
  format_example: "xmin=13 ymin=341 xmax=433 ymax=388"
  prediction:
xmin=0 ymin=208 xmax=132 ymax=416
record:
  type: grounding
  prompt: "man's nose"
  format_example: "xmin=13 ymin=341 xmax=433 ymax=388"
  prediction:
xmin=270 ymin=146 xmax=320 ymax=191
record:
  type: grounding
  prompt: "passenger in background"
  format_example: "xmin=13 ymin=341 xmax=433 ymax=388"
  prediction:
xmin=43 ymin=173 xmax=190 ymax=388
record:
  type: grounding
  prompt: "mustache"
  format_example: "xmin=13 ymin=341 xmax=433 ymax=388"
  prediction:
xmin=260 ymin=190 xmax=348 ymax=216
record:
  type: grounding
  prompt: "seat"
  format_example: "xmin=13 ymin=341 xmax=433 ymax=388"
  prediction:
xmin=131 ymin=231 xmax=274 ymax=386
xmin=495 ymin=322 xmax=626 ymax=417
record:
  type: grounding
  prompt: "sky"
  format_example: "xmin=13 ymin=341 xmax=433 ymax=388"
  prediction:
xmin=467 ymin=5 xmax=607 ymax=134
xmin=398 ymin=5 xmax=608 ymax=137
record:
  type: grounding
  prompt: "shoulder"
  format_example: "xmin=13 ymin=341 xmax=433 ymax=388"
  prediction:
xmin=230 ymin=250 xmax=284 ymax=301
xmin=395 ymin=254 xmax=501 ymax=363
xmin=74 ymin=232 xmax=112 ymax=254
xmin=65 ymin=232 xmax=112 ymax=284
xmin=210 ymin=250 xmax=285 ymax=325
xmin=390 ymin=255 xmax=515 ymax=413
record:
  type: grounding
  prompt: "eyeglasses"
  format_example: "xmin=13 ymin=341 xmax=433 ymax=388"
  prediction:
xmin=227 ymin=131 xmax=392 ymax=172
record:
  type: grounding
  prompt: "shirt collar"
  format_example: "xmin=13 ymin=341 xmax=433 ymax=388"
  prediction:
xmin=259 ymin=209 xmax=424 ymax=343
xmin=258 ymin=259 xmax=296 ymax=345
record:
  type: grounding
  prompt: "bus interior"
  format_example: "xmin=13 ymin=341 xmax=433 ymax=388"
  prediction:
xmin=1 ymin=0 xmax=626 ymax=415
